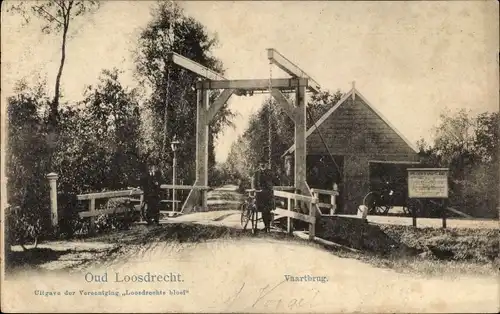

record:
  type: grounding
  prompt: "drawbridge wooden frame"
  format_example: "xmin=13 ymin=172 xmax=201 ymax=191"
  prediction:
xmin=167 ymin=49 xmax=321 ymax=213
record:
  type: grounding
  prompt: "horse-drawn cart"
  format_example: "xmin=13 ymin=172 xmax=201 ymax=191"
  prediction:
xmin=362 ymin=161 xmax=420 ymax=215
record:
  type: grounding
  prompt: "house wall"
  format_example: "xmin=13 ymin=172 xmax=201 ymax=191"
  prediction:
xmin=306 ymin=93 xmax=419 ymax=214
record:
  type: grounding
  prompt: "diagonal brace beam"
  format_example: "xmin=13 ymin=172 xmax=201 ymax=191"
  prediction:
xmin=271 ymin=88 xmax=296 ymax=122
xmin=267 ymin=48 xmax=321 ymax=93
xmin=167 ymin=52 xmax=226 ymax=81
xmin=206 ymin=89 xmax=235 ymax=122
xmin=167 ymin=51 xmax=247 ymax=96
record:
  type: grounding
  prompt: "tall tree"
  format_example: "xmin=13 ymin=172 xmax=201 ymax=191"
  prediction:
xmin=417 ymin=109 xmax=499 ymax=218
xmin=8 ymin=0 xmax=100 ymax=130
xmin=32 ymin=67 xmax=144 ymax=197
xmin=473 ymin=112 xmax=499 ymax=163
xmin=134 ymin=0 xmax=234 ymax=183
xmin=307 ymin=90 xmax=343 ymax=128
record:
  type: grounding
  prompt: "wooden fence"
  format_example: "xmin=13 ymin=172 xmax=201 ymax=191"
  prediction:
xmin=273 ymin=190 xmax=318 ymax=240
xmin=76 ymin=189 xmax=143 ymax=232
xmin=243 ymin=186 xmax=339 ymax=240
xmin=76 ymin=185 xmax=210 ymax=233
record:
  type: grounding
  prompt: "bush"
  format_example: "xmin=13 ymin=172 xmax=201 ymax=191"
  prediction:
xmin=5 ymin=205 xmax=42 ymax=250
xmin=57 ymin=193 xmax=90 ymax=238
xmin=94 ymin=198 xmax=139 ymax=233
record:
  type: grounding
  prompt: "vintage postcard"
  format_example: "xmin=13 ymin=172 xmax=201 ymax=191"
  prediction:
xmin=1 ymin=1 xmax=499 ymax=313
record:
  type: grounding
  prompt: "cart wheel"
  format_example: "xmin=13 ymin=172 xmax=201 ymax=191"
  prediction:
xmin=363 ymin=191 xmax=378 ymax=214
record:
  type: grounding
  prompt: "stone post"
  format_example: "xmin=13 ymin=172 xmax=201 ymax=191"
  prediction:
xmin=46 ymin=173 xmax=59 ymax=228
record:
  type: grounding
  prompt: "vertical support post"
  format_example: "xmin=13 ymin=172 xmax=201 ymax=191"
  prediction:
xmin=330 ymin=183 xmax=337 ymax=215
xmin=442 ymin=199 xmax=447 ymax=229
xmin=139 ymin=193 xmax=144 ymax=221
xmin=89 ymin=198 xmax=96 ymax=233
xmin=200 ymin=88 xmax=210 ymax=209
xmin=294 ymin=84 xmax=308 ymax=196
xmin=46 ymin=173 xmax=58 ymax=229
xmin=412 ymin=200 xmax=418 ymax=227
xmin=172 ymin=150 xmax=177 ymax=212
xmin=308 ymin=201 xmax=315 ymax=240
xmin=287 ymin=197 xmax=293 ymax=234
xmin=183 ymin=87 xmax=209 ymax=213
xmin=330 ymin=195 xmax=335 ymax=216
xmin=313 ymin=191 xmax=319 ymax=214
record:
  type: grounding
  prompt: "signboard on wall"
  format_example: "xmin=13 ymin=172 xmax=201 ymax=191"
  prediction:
xmin=408 ymin=168 xmax=449 ymax=198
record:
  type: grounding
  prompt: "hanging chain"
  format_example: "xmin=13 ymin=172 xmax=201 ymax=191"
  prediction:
xmin=267 ymin=60 xmax=273 ymax=169
xmin=268 ymin=60 xmax=273 ymax=95
xmin=162 ymin=69 xmax=171 ymax=158
xmin=161 ymin=18 xmax=176 ymax=169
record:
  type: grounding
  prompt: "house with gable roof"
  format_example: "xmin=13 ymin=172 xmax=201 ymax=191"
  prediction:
xmin=282 ymin=83 xmax=421 ymax=214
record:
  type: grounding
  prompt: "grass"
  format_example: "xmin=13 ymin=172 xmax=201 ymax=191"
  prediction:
xmin=311 ymin=215 xmax=499 ymax=277
xmin=379 ymin=224 xmax=499 ymax=263
xmin=329 ymin=247 xmax=498 ymax=278
xmin=5 ymin=220 xmax=498 ymax=278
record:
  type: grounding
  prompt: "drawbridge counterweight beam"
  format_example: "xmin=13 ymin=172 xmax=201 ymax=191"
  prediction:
xmin=167 ymin=52 xmax=247 ymax=96
xmin=167 ymin=52 xmax=226 ymax=81
xmin=267 ymin=48 xmax=321 ymax=93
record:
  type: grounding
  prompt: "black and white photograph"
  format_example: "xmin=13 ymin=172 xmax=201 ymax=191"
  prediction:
xmin=1 ymin=1 xmax=499 ymax=313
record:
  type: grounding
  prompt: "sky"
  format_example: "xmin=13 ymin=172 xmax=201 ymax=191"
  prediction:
xmin=2 ymin=1 xmax=498 ymax=163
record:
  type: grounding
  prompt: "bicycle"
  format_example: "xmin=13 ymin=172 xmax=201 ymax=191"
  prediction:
xmin=240 ymin=189 xmax=276 ymax=234
xmin=240 ymin=190 xmax=258 ymax=234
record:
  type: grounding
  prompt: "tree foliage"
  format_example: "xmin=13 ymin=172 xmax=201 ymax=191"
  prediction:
xmin=5 ymin=69 xmax=143 ymax=250
xmin=6 ymin=80 xmax=52 ymax=249
xmin=53 ymin=69 xmax=143 ymax=193
xmin=418 ymin=109 xmax=499 ymax=218
xmin=134 ymin=1 xmax=235 ymax=184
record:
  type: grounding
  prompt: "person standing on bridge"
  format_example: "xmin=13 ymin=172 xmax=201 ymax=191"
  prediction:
xmin=252 ymin=160 xmax=275 ymax=233
xmin=140 ymin=161 xmax=162 ymax=226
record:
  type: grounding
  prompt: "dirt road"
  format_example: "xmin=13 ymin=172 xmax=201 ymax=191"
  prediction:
xmin=4 ymin=186 xmax=497 ymax=313
xmin=3 ymin=231 xmax=497 ymax=313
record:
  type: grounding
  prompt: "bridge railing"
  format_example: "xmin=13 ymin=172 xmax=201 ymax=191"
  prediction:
xmin=273 ymin=190 xmax=318 ymax=240
xmin=243 ymin=185 xmax=338 ymax=239
xmin=76 ymin=188 xmax=144 ymax=233
xmin=75 ymin=185 xmax=211 ymax=231
xmin=244 ymin=187 xmax=317 ymax=240
xmin=310 ymin=187 xmax=339 ymax=216
xmin=160 ymin=184 xmax=211 ymax=214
